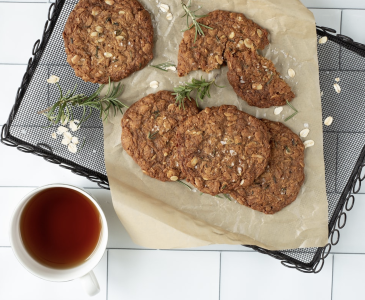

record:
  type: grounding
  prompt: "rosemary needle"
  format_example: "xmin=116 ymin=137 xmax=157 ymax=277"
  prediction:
xmin=173 ymin=77 xmax=224 ymax=109
xmin=176 ymin=180 xmax=193 ymax=190
xmin=222 ymin=194 xmax=232 ymax=201
xmin=181 ymin=0 xmax=213 ymax=43
xmin=147 ymin=131 xmax=159 ymax=140
xmin=150 ymin=62 xmax=176 ymax=72
xmin=284 ymin=100 xmax=299 ymax=122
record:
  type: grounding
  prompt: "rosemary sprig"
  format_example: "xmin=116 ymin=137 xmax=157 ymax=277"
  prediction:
xmin=176 ymin=180 xmax=193 ymax=190
xmin=41 ymin=78 xmax=128 ymax=127
xmin=173 ymin=77 xmax=224 ymax=109
xmin=150 ymin=62 xmax=176 ymax=72
xmin=181 ymin=0 xmax=213 ymax=43
xmin=284 ymin=100 xmax=299 ymax=122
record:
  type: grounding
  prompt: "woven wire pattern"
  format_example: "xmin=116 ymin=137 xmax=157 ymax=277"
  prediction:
xmin=1 ymin=1 xmax=365 ymax=272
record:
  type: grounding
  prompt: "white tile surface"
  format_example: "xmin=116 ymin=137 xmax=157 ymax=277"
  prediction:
xmin=331 ymin=194 xmax=365 ymax=253
xmin=0 ymin=144 xmax=98 ymax=187
xmin=332 ymin=254 xmax=365 ymax=300
xmin=220 ymin=252 xmax=333 ymax=300
xmin=0 ymin=4 xmax=50 ymax=64
xmin=310 ymin=9 xmax=342 ymax=33
xmin=301 ymin=0 xmax=365 ymax=9
xmin=0 ymin=248 xmax=107 ymax=300
xmin=88 ymin=189 xmax=147 ymax=249
xmin=1 ymin=65 xmax=27 ymax=125
xmin=342 ymin=10 xmax=365 ymax=44
xmin=108 ymin=250 xmax=220 ymax=300
xmin=0 ymin=188 xmax=33 ymax=246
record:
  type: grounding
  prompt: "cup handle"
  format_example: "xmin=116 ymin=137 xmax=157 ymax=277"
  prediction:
xmin=79 ymin=270 xmax=100 ymax=296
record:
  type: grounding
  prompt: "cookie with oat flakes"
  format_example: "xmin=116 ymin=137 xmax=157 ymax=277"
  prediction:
xmin=121 ymin=91 xmax=200 ymax=182
xmin=63 ymin=0 xmax=153 ymax=84
xmin=225 ymin=46 xmax=295 ymax=108
xmin=176 ymin=105 xmax=271 ymax=196
xmin=229 ymin=120 xmax=305 ymax=214
xmin=177 ymin=10 xmax=269 ymax=77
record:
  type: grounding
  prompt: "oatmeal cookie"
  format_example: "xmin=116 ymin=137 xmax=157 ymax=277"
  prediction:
xmin=176 ymin=105 xmax=271 ymax=195
xmin=63 ymin=0 xmax=153 ymax=84
xmin=229 ymin=120 xmax=305 ymax=214
xmin=121 ymin=91 xmax=200 ymax=182
xmin=225 ymin=47 xmax=295 ymax=108
xmin=177 ymin=10 xmax=269 ymax=77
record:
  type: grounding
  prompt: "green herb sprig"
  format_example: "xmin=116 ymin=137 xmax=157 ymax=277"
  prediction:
xmin=284 ymin=100 xmax=299 ymax=122
xmin=181 ymin=0 xmax=213 ymax=43
xmin=40 ymin=78 xmax=128 ymax=126
xmin=150 ymin=62 xmax=176 ymax=72
xmin=173 ymin=77 xmax=224 ymax=109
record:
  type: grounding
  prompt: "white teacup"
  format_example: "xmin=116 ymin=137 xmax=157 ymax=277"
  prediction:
xmin=9 ymin=184 xmax=108 ymax=296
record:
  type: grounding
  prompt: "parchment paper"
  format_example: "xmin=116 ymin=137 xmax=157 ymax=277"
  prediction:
xmin=103 ymin=0 xmax=329 ymax=250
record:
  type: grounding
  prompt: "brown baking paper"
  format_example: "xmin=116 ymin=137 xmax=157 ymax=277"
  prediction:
xmin=102 ymin=0 xmax=328 ymax=250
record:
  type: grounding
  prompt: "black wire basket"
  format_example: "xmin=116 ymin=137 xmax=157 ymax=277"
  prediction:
xmin=2 ymin=0 xmax=365 ymax=273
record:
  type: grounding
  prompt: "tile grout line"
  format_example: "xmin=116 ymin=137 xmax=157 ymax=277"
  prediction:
xmin=219 ymin=252 xmax=222 ymax=300
xmin=106 ymin=250 xmax=109 ymax=300
xmin=331 ymin=255 xmax=335 ymax=300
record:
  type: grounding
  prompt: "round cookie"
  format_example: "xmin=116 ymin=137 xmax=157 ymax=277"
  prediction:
xmin=225 ymin=47 xmax=295 ymax=108
xmin=121 ymin=91 xmax=200 ymax=182
xmin=63 ymin=0 xmax=153 ymax=84
xmin=229 ymin=120 xmax=305 ymax=214
xmin=176 ymin=105 xmax=271 ymax=195
xmin=177 ymin=10 xmax=269 ymax=77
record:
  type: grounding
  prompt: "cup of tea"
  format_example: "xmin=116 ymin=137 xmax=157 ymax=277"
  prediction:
xmin=9 ymin=184 xmax=108 ymax=296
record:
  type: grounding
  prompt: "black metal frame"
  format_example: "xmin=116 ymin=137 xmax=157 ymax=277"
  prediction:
xmin=1 ymin=0 xmax=365 ymax=272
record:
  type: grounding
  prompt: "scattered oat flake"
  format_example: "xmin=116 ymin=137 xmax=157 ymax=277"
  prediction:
xmin=159 ymin=3 xmax=169 ymax=12
xmin=288 ymin=68 xmax=295 ymax=78
xmin=51 ymin=132 xmax=57 ymax=139
xmin=335 ymin=77 xmax=340 ymax=82
xmin=69 ymin=121 xmax=79 ymax=132
xmin=324 ymin=116 xmax=333 ymax=126
xmin=166 ymin=12 xmax=173 ymax=20
xmin=300 ymin=128 xmax=310 ymax=138
xmin=57 ymin=126 xmax=68 ymax=134
xmin=68 ymin=143 xmax=77 ymax=153
xmin=166 ymin=66 xmax=176 ymax=71
xmin=150 ymin=81 xmax=159 ymax=88
xmin=320 ymin=91 xmax=324 ymax=97
xmin=61 ymin=138 xmax=71 ymax=145
xmin=333 ymin=83 xmax=341 ymax=94
xmin=274 ymin=107 xmax=283 ymax=115
xmin=318 ymin=36 xmax=328 ymax=44
xmin=304 ymin=140 xmax=314 ymax=148
xmin=72 ymin=136 xmax=79 ymax=144
xmin=63 ymin=131 xmax=72 ymax=140
xmin=46 ymin=75 xmax=60 ymax=84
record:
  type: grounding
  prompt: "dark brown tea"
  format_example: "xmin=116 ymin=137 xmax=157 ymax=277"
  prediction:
xmin=20 ymin=187 xmax=101 ymax=269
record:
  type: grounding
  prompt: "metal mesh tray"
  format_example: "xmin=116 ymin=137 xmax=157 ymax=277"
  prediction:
xmin=2 ymin=0 xmax=365 ymax=273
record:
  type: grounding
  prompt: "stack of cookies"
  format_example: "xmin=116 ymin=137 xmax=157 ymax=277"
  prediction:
xmin=121 ymin=93 xmax=305 ymax=215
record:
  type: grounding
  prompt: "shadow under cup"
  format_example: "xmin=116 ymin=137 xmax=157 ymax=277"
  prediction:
xmin=10 ymin=185 xmax=108 ymax=282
